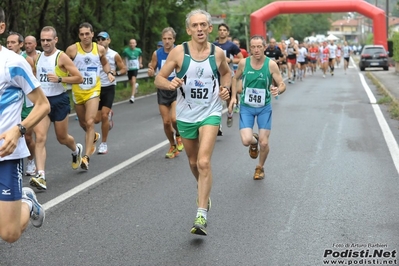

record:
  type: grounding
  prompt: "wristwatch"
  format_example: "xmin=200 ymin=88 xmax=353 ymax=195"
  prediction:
xmin=17 ymin=124 xmax=26 ymax=137
xmin=58 ymin=77 xmax=62 ymax=83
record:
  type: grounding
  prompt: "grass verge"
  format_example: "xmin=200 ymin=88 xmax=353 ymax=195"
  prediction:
xmin=366 ymin=72 xmax=399 ymax=120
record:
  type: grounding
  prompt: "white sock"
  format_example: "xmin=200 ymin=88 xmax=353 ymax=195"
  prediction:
xmin=197 ymin=208 xmax=207 ymax=219
xmin=72 ymin=146 xmax=79 ymax=155
xmin=38 ymin=170 xmax=45 ymax=179
xmin=21 ymin=198 xmax=33 ymax=213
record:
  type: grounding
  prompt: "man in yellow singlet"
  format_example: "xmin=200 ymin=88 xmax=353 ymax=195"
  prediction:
xmin=66 ymin=22 xmax=115 ymax=170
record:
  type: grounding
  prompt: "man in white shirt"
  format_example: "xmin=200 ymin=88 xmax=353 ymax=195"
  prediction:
xmin=0 ymin=7 xmax=50 ymax=243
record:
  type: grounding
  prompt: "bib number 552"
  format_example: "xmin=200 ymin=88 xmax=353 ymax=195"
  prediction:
xmin=191 ymin=88 xmax=209 ymax=99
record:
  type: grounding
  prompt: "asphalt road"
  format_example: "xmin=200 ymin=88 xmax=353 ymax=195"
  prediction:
xmin=1 ymin=62 xmax=399 ymax=266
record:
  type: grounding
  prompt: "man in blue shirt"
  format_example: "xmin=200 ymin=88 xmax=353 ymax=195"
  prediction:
xmin=213 ymin=23 xmax=243 ymax=132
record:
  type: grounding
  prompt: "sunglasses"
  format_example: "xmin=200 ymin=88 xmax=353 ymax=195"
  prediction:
xmin=97 ymin=37 xmax=106 ymax=41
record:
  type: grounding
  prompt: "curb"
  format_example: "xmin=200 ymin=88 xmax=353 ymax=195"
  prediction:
xmin=366 ymin=72 xmax=399 ymax=105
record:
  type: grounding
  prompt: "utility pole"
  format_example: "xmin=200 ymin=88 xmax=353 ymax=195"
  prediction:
xmin=386 ymin=0 xmax=389 ymax=38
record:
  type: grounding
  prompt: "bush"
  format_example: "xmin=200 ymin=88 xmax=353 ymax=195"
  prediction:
xmin=393 ymin=32 xmax=399 ymax=62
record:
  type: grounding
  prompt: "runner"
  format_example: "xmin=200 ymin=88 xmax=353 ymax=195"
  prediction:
xmin=286 ymin=37 xmax=298 ymax=84
xmin=148 ymin=27 xmax=184 ymax=158
xmin=7 ymin=32 xmax=37 ymax=176
xmin=327 ymin=40 xmax=337 ymax=76
xmin=0 ymin=7 xmax=49 ymax=243
xmin=229 ymin=35 xmax=286 ymax=180
xmin=308 ymin=43 xmax=319 ymax=74
xmin=321 ymin=41 xmax=330 ymax=78
xmin=95 ymin=31 xmax=127 ymax=154
xmin=336 ymin=43 xmax=342 ymax=69
xmin=296 ymin=42 xmax=308 ymax=81
xmin=232 ymin=38 xmax=249 ymax=113
xmin=30 ymin=26 xmax=84 ymax=190
xmin=213 ymin=23 xmax=243 ymax=129
xmin=66 ymin=22 xmax=115 ymax=170
xmin=154 ymin=9 xmax=231 ymax=236
xmin=342 ymin=41 xmax=352 ymax=74
xmin=24 ymin=35 xmax=41 ymax=62
xmin=122 ymin=39 xmax=143 ymax=103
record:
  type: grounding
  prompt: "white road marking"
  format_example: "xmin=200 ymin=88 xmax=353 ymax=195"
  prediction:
xmin=358 ymin=73 xmax=399 ymax=175
xmin=42 ymin=140 xmax=169 ymax=211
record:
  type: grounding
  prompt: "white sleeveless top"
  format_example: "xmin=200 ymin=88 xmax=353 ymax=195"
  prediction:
xmin=36 ymin=49 xmax=67 ymax=97
xmin=100 ymin=48 xmax=117 ymax=86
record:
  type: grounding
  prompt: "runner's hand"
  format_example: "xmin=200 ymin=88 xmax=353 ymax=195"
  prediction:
xmin=107 ymin=73 xmax=115 ymax=83
xmin=168 ymin=77 xmax=183 ymax=90
xmin=0 ymin=126 xmax=20 ymax=158
xmin=228 ymin=97 xmax=236 ymax=114
xmin=219 ymin=86 xmax=230 ymax=101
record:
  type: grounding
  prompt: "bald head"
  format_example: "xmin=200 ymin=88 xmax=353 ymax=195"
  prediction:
xmin=24 ymin=35 xmax=38 ymax=54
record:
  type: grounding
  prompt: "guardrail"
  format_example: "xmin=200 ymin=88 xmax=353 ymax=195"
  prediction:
xmin=115 ymin=68 xmax=150 ymax=83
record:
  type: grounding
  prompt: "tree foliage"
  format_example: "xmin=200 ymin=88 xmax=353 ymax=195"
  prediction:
xmin=0 ymin=0 xmax=206 ymax=65
xmin=205 ymin=0 xmax=331 ymax=46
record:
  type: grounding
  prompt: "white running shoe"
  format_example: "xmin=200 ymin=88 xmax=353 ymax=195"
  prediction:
xmin=129 ymin=96 xmax=135 ymax=104
xmin=98 ymin=142 xmax=108 ymax=154
xmin=22 ymin=187 xmax=45 ymax=227
xmin=26 ymin=159 xmax=36 ymax=176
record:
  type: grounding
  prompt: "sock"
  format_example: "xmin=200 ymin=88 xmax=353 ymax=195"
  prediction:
xmin=197 ymin=208 xmax=207 ymax=219
xmin=21 ymin=198 xmax=33 ymax=213
xmin=72 ymin=146 xmax=79 ymax=155
xmin=227 ymin=112 xmax=233 ymax=118
xmin=38 ymin=170 xmax=45 ymax=179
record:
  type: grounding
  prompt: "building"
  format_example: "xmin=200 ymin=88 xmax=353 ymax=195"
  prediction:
xmin=328 ymin=17 xmax=372 ymax=44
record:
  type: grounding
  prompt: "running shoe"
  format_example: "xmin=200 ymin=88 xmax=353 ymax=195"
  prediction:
xmin=81 ymin=155 xmax=90 ymax=170
xmin=176 ymin=136 xmax=184 ymax=152
xmin=217 ymin=125 xmax=223 ymax=136
xmin=108 ymin=110 xmax=114 ymax=131
xmin=98 ymin=142 xmax=108 ymax=154
xmin=227 ymin=117 xmax=233 ymax=128
xmin=196 ymin=197 xmax=212 ymax=212
xmin=165 ymin=145 xmax=179 ymax=159
xmin=29 ymin=173 xmax=47 ymax=190
xmin=22 ymin=187 xmax=45 ymax=227
xmin=190 ymin=215 xmax=207 ymax=236
xmin=129 ymin=96 xmax=135 ymax=104
xmin=72 ymin=143 xmax=83 ymax=170
xmin=26 ymin=159 xmax=36 ymax=176
xmin=90 ymin=132 xmax=100 ymax=155
xmin=249 ymin=133 xmax=259 ymax=159
xmin=288 ymin=79 xmax=292 ymax=84
xmin=253 ymin=166 xmax=265 ymax=180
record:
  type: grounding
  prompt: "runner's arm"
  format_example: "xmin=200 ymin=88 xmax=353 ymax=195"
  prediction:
xmin=154 ymin=45 xmax=183 ymax=90
xmin=147 ymin=51 xmax=158 ymax=77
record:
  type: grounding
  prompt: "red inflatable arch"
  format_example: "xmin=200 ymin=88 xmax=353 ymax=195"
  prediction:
xmin=250 ymin=0 xmax=387 ymax=50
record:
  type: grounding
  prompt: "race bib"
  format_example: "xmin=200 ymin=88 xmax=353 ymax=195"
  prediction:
xmin=244 ymin=87 xmax=266 ymax=107
xmin=37 ymin=67 xmax=52 ymax=91
xmin=80 ymin=67 xmax=97 ymax=90
xmin=184 ymin=78 xmax=213 ymax=107
xmin=128 ymin=59 xmax=139 ymax=69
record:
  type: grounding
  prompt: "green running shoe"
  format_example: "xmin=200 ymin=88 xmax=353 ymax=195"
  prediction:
xmin=190 ymin=215 xmax=207 ymax=236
